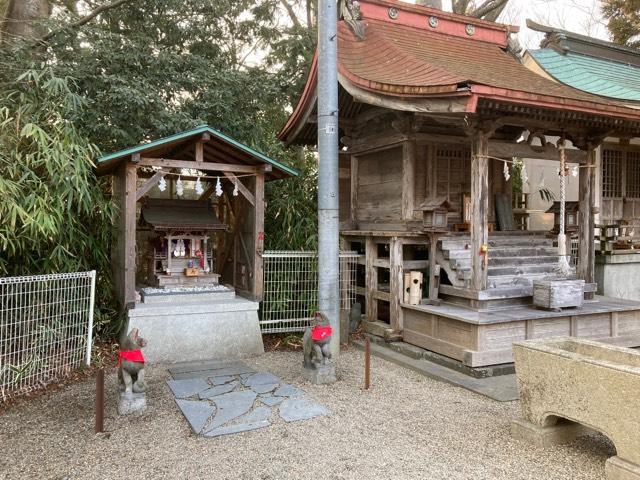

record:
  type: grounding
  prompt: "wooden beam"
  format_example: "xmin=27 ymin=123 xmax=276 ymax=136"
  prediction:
xmin=195 ymin=142 xmax=204 ymax=163
xmin=136 ymin=170 xmax=166 ymax=201
xmin=402 ymin=140 xmax=416 ymax=220
xmin=350 ymin=155 xmax=358 ymax=227
xmin=198 ymin=182 xmax=217 ymax=201
xmin=470 ymin=129 xmax=490 ymax=291
xmin=253 ymin=172 xmax=265 ymax=299
xmin=365 ymin=237 xmax=378 ymax=322
xmin=389 ymin=237 xmax=403 ymax=332
xmin=138 ymin=157 xmax=259 ymax=173
xmin=223 ymin=172 xmax=255 ymax=206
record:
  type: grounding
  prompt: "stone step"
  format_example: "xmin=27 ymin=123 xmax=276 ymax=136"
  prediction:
xmin=440 ymin=237 xmax=553 ymax=251
xmin=131 ymin=296 xmax=258 ymax=316
xmin=443 ymin=246 xmax=557 ymax=260
xmin=488 ymin=264 xmax=557 ymax=276
xmin=487 ymin=273 xmax=563 ymax=289
xmin=450 ymin=255 xmax=559 ymax=271
xmin=141 ymin=288 xmax=236 ymax=304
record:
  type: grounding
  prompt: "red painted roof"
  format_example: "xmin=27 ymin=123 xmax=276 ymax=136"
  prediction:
xmin=280 ymin=0 xmax=640 ymax=142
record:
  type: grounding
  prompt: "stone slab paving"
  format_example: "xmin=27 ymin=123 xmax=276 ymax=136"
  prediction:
xmin=167 ymin=360 xmax=328 ymax=437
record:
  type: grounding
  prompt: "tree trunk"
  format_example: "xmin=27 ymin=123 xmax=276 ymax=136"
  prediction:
xmin=1 ymin=0 xmax=51 ymax=45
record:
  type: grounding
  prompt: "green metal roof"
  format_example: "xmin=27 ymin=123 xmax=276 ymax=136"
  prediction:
xmin=97 ymin=125 xmax=299 ymax=177
xmin=529 ymin=48 xmax=640 ymax=103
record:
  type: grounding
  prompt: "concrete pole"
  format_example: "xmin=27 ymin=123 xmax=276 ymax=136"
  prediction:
xmin=317 ymin=0 xmax=340 ymax=357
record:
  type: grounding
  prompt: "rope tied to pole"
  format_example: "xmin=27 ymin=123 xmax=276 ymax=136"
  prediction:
xmin=555 ymin=137 xmax=572 ymax=277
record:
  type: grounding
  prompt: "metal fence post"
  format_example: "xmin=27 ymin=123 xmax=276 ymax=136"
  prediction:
xmin=86 ymin=270 xmax=97 ymax=366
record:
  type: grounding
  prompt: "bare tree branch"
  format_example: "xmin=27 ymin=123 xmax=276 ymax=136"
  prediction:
xmin=279 ymin=0 xmax=302 ymax=30
xmin=40 ymin=0 xmax=133 ymax=42
xmin=471 ymin=0 xmax=510 ymax=21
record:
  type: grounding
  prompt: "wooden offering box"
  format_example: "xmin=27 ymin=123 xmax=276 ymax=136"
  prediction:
xmin=533 ymin=279 xmax=585 ymax=310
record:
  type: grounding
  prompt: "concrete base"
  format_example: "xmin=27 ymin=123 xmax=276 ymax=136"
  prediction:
xmin=302 ymin=364 xmax=337 ymax=385
xmin=596 ymin=254 xmax=640 ymax=302
xmin=118 ymin=392 xmax=147 ymax=415
xmin=606 ymin=456 xmax=640 ymax=480
xmin=511 ymin=418 xmax=591 ymax=447
xmin=127 ymin=295 xmax=264 ymax=364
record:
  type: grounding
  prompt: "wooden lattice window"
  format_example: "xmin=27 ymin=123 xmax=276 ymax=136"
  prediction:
xmin=626 ymin=150 xmax=640 ymax=198
xmin=602 ymin=148 xmax=623 ymax=198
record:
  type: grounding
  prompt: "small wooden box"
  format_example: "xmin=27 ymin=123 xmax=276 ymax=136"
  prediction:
xmin=184 ymin=267 xmax=199 ymax=277
xmin=533 ymin=279 xmax=584 ymax=310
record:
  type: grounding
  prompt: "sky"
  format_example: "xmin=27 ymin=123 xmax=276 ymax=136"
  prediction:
xmin=438 ymin=0 xmax=610 ymax=50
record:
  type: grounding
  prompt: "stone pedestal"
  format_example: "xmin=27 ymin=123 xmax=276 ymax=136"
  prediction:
xmin=302 ymin=363 xmax=337 ymax=385
xmin=118 ymin=392 xmax=147 ymax=415
xmin=511 ymin=418 xmax=590 ymax=447
xmin=606 ymin=456 xmax=640 ymax=480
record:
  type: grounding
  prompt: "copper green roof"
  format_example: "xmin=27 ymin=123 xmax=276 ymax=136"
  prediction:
xmin=529 ymin=48 xmax=640 ymax=103
xmin=96 ymin=125 xmax=299 ymax=179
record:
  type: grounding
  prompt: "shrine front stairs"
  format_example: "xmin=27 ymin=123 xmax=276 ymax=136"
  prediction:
xmin=127 ymin=288 xmax=264 ymax=364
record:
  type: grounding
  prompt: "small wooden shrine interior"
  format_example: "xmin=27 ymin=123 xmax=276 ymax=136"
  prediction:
xmin=280 ymin=0 xmax=640 ymax=367
xmin=97 ymin=125 xmax=297 ymax=308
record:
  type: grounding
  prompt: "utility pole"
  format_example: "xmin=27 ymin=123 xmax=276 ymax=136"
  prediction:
xmin=317 ymin=0 xmax=340 ymax=357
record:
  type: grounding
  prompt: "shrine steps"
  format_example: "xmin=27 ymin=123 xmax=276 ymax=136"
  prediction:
xmin=438 ymin=233 xmax=563 ymax=290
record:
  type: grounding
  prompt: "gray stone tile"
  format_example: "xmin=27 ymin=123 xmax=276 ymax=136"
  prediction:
xmin=166 ymin=378 xmax=210 ymax=398
xmin=204 ymin=390 xmax=257 ymax=432
xmin=259 ymin=395 xmax=284 ymax=407
xmin=199 ymin=381 xmax=238 ymax=399
xmin=203 ymin=420 xmax=270 ymax=437
xmin=209 ymin=375 xmax=237 ymax=386
xmin=172 ymin=365 xmax=255 ymax=380
xmin=279 ymin=398 xmax=329 ymax=423
xmin=175 ymin=399 xmax=215 ymax=433
xmin=274 ymin=384 xmax=306 ymax=398
xmin=169 ymin=360 xmax=249 ymax=375
xmin=250 ymin=382 xmax=279 ymax=394
xmin=240 ymin=406 xmax=272 ymax=423
xmin=242 ymin=372 xmax=281 ymax=387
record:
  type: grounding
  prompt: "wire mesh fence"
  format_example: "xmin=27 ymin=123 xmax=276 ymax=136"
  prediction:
xmin=0 ymin=271 xmax=96 ymax=401
xmin=260 ymin=251 xmax=360 ymax=334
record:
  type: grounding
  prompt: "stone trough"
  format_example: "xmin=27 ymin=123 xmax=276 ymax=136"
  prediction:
xmin=511 ymin=337 xmax=640 ymax=480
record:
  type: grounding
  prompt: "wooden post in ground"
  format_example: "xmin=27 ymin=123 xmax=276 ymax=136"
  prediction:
xmin=95 ymin=368 xmax=104 ymax=434
xmin=389 ymin=237 xmax=404 ymax=332
xmin=470 ymin=129 xmax=490 ymax=291
xmin=364 ymin=336 xmax=371 ymax=390
xmin=365 ymin=237 xmax=378 ymax=322
xmin=253 ymin=171 xmax=265 ymax=300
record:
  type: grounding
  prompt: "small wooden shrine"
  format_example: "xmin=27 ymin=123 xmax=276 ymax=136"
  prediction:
xmin=280 ymin=0 xmax=640 ymax=367
xmin=97 ymin=125 xmax=297 ymax=308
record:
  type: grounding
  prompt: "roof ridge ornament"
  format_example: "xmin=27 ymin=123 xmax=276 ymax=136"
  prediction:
xmin=341 ymin=0 xmax=366 ymax=40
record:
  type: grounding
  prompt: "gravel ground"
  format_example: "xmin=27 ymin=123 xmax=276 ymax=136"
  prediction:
xmin=0 ymin=347 xmax=613 ymax=480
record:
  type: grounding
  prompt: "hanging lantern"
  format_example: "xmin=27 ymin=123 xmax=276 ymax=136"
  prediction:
xmin=158 ymin=176 xmax=167 ymax=192
xmin=195 ymin=176 xmax=204 ymax=195
xmin=176 ymin=176 xmax=184 ymax=197
xmin=215 ymin=177 xmax=223 ymax=197
xmin=503 ymin=161 xmax=510 ymax=182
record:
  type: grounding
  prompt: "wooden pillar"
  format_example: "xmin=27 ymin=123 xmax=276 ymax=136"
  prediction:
xmin=470 ymin=130 xmax=490 ymax=291
xmin=253 ymin=171 xmax=265 ymax=299
xmin=123 ymin=161 xmax=137 ymax=307
xmin=350 ymin=155 xmax=358 ymax=227
xmin=365 ymin=237 xmax=378 ymax=322
xmin=578 ymin=143 xmax=596 ymax=288
xmin=428 ymin=233 xmax=439 ymax=302
xmin=402 ymin=140 xmax=416 ymax=220
xmin=389 ymin=237 xmax=403 ymax=332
